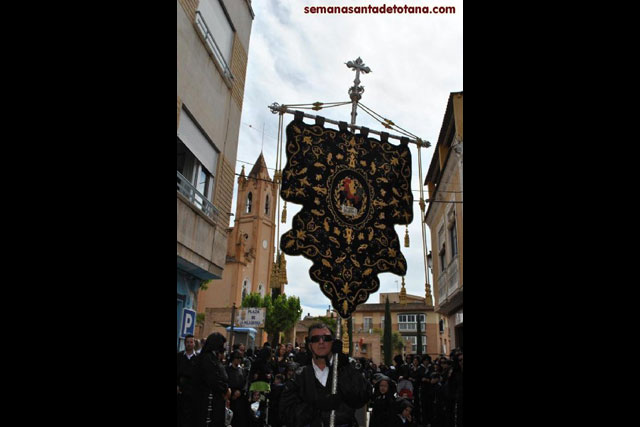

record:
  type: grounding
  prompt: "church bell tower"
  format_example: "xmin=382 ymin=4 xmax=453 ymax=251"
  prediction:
xmin=228 ymin=153 xmax=281 ymax=305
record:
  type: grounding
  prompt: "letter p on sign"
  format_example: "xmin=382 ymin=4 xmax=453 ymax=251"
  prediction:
xmin=181 ymin=308 xmax=196 ymax=337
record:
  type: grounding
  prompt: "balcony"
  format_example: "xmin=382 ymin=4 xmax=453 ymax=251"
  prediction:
xmin=354 ymin=323 xmax=375 ymax=334
xmin=436 ymin=255 xmax=462 ymax=314
xmin=195 ymin=11 xmax=234 ymax=85
xmin=447 ymin=255 xmax=460 ymax=297
xmin=437 ymin=268 xmax=448 ymax=306
xmin=177 ymin=171 xmax=225 ymax=280
xmin=177 ymin=171 xmax=221 ymax=225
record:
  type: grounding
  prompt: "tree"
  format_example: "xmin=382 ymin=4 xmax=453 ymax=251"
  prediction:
xmin=416 ymin=313 xmax=423 ymax=355
xmin=196 ymin=313 xmax=205 ymax=327
xmin=316 ymin=316 xmax=338 ymax=334
xmin=241 ymin=293 xmax=302 ymax=346
xmin=268 ymin=294 xmax=303 ymax=346
xmin=242 ymin=293 xmax=267 ymax=310
xmin=392 ymin=332 xmax=405 ymax=354
xmin=383 ymin=296 xmax=392 ymax=365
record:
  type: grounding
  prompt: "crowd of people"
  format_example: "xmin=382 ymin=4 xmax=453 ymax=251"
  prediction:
xmin=177 ymin=329 xmax=463 ymax=427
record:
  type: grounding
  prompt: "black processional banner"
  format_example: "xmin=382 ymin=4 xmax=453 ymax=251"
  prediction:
xmin=280 ymin=113 xmax=413 ymax=318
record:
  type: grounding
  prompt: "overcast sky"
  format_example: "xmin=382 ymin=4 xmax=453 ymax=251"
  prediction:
xmin=232 ymin=0 xmax=463 ymax=318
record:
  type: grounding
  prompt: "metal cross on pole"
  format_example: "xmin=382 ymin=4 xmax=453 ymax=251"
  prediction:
xmin=346 ymin=57 xmax=371 ymax=132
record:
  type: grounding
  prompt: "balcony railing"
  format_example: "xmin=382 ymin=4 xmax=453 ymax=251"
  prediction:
xmin=354 ymin=324 xmax=375 ymax=334
xmin=437 ymin=270 xmax=448 ymax=305
xmin=447 ymin=255 xmax=460 ymax=297
xmin=177 ymin=171 xmax=221 ymax=224
xmin=195 ymin=11 xmax=234 ymax=83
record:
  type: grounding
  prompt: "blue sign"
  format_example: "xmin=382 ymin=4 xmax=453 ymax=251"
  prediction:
xmin=181 ymin=308 xmax=197 ymax=337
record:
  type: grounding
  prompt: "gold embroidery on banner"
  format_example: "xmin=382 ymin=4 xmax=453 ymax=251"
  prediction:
xmin=279 ymin=119 xmax=412 ymax=318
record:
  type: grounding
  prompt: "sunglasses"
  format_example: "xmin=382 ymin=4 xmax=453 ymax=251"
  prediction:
xmin=309 ymin=334 xmax=334 ymax=343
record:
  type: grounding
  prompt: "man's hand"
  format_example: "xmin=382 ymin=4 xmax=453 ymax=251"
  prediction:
xmin=232 ymin=390 xmax=241 ymax=400
xmin=223 ymin=388 xmax=231 ymax=400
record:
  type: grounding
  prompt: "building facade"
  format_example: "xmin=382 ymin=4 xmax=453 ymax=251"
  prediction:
xmin=197 ymin=154 xmax=282 ymax=346
xmin=350 ymin=288 xmax=452 ymax=364
xmin=424 ymin=91 xmax=463 ymax=351
xmin=177 ymin=0 xmax=254 ymax=350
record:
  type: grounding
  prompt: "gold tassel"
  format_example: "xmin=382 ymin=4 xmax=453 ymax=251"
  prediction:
xmin=404 ymin=226 xmax=410 ymax=247
xmin=281 ymin=202 xmax=287 ymax=223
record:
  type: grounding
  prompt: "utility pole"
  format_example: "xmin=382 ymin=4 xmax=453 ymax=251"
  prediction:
xmin=229 ymin=303 xmax=236 ymax=352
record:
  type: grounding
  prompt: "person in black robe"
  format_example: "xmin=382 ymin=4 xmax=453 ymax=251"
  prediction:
xmin=278 ymin=323 xmax=370 ymax=427
xmin=390 ymin=398 xmax=416 ymax=427
xmin=408 ymin=356 xmax=425 ymax=424
xmin=249 ymin=347 xmax=273 ymax=385
xmin=191 ymin=332 xmax=230 ymax=427
xmin=226 ymin=351 xmax=249 ymax=427
xmin=177 ymin=335 xmax=198 ymax=427
xmin=424 ymin=373 xmax=446 ymax=427
xmin=267 ymin=374 xmax=286 ymax=427
xmin=369 ymin=375 xmax=397 ymax=427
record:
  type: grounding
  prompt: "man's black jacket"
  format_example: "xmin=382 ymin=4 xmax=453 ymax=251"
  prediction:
xmin=279 ymin=355 xmax=370 ymax=427
xmin=177 ymin=351 xmax=196 ymax=389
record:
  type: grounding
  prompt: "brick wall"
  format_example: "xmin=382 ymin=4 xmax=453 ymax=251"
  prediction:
xmin=178 ymin=0 xmax=198 ymax=22
xmin=214 ymin=157 xmax=235 ymax=228
xmin=230 ymin=34 xmax=248 ymax=109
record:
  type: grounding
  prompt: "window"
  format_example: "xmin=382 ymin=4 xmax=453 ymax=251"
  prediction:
xmin=398 ymin=314 xmax=425 ymax=331
xmin=438 ymin=224 xmax=447 ymax=271
xmin=449 ymin=216 xmax=458 ymax=258
xmin=364 ymin=317 xmax=373 ymax=332
xmin=398 ymin=314 xmax=416 ymax=331
xmin=177 ymin=106 xmax=219 ymax=211
xmin=265 ymin=194 xmax=270 ymax=216
xmin=361 ymin=343 xmax=368 ymax=354
xmin=177 ymin=139 xmax=214 ymax=204
xmin=177 ymin=107 xmax=218 ymax=183
xmin=241 ymin=280 xmax=249 ymax=301
xmin=246 ymin=193 xmax=252 ymax=213
xmin=404 ymin=335 xmax=427 ymax=353
xmin=258 ymin=283 xmax=264 ymax=297
xmin=195 ymin=0 xmax=235 ymax=80
xmin=196 ymin=165 xmax=214 ymax=203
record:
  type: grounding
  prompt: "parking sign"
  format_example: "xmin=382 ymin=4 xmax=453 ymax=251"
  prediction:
xmin=181 ymin=308 xmax=196 ymax=337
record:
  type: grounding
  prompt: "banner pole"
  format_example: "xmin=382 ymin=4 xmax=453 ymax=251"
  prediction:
xmin=329 ymin=316 xmax=342 ymax=427
xmin=268 ymin=103 xmax=430 ymax=148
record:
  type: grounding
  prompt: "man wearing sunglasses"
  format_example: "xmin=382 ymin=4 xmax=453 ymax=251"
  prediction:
xmin=279 ymin=323 xmax=370 ymax=427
